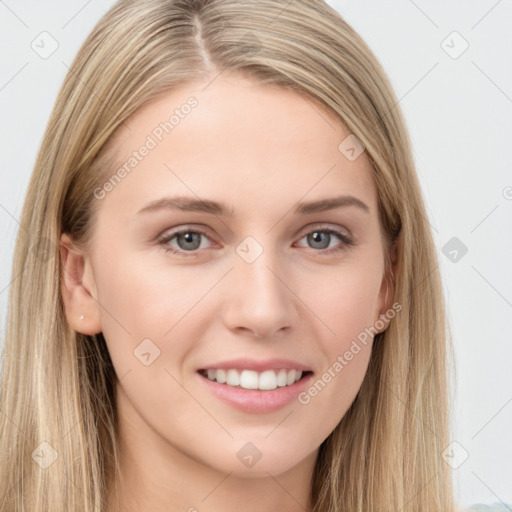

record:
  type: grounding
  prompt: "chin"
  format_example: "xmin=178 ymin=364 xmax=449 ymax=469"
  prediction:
xmin=202 ymin=437 xmax=315 ymax=478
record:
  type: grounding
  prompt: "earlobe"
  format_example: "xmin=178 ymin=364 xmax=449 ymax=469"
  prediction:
xmin=60 ymin=233 xmax=102 ymax=335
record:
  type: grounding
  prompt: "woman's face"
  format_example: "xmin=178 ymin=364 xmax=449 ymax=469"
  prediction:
xmin=63 ymin=73 xmax=392 ymax=478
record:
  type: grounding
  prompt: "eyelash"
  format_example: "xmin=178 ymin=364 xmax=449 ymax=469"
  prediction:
xmin=158 ymin=225 xmax=354 ymax=257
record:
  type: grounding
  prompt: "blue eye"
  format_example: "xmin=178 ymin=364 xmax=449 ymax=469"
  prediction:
xmin=158 ymin=226 xmax=353 ymax=256
xmin=296 ymin=228 xmax=354 ymax=253
xmin=159 ymin=228 xmax=212 ymax=255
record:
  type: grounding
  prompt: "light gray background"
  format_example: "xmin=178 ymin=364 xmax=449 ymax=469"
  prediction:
xmin=1 ymin=1 xmax=511 ymax=508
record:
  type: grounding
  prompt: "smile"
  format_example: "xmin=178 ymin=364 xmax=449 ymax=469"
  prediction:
xmin=199 ymin=368 xmax=308 ymax=391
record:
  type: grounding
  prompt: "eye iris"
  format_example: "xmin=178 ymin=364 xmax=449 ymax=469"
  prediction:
xmin=308 ymin=231 xmax=330 ymax=249
xmin=177 ymin=232 xmax=201 ymax=250
xmin=169 ymin=229 xmax=341 ymax=253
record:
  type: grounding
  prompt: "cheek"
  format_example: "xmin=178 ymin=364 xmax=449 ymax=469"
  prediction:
xmin=297 ymin=341 xmax=372 ymax=450
xmin=90 ymin=253 xmax=175 ymax=371
xmin=304 ymin=262 xmax=382 ymax=343
xmin=92 ymin=250 xmax=222 ymax=378
xmin=94 ymin=244 xmax=191 ymax=331
xmin=295 ymin=266 xmax=380 ymax=428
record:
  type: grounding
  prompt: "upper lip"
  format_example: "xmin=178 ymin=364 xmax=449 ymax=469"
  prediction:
xmin=198 ymin=358 xmax=313 ymax=372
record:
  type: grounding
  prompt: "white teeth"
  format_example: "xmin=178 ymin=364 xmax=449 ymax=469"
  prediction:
xmin=216 ymin=369 xmax=227 ymax=384
xmin=226 ymin=369 xmax=240 ymax=386
xmin=240 ymin=370 xmax=259 ymax=389
xmin=276 ymin=369 xmax=288 ymax=387
xmin=259 ymin=370 xmax=277 ymax=390
xmin=203 ymin=368 xmax=306 ymax=390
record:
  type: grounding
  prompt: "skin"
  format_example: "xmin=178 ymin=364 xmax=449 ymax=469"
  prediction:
xmin=60 ymin=73 xmax=395 ymax=512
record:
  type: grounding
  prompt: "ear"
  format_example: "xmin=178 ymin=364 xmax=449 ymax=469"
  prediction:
xmin=60 ymin=233 xmax=102 ymax=335
xmin=375 ymin=240 xmax=398 ymax=333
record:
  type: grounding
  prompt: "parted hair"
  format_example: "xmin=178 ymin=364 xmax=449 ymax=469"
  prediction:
xmin=0 ymin=1 xmax=457 ymax=510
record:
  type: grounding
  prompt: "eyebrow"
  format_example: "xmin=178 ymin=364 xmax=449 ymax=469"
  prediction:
xmin=136 ymin=195 xmax=370 ymax=216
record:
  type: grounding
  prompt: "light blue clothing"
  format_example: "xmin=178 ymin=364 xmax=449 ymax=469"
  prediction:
xmin=465 ymin=504 xmax=512 ymax=511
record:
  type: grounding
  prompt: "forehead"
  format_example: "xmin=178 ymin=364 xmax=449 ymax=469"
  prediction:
xmin=99 ymin=73 xmax=377 ymax=219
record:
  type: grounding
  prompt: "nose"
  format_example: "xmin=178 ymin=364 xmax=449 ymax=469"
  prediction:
xmin=221 ymin=252 xmax=298 ymax=339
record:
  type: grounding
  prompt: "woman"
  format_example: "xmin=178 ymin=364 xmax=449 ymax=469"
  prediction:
xmin=0 ymin=0 xmax=460 ymax=510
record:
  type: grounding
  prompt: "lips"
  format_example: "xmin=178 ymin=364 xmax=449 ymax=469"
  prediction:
xmin=196 ymin=358 xmax=313 ymax=413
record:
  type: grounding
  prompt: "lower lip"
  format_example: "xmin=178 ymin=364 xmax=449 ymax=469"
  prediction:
xmin=198 ymin=372 xmax=313 ymax=413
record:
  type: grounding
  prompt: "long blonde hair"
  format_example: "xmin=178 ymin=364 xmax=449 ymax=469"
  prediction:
xmin=0 ymin=0 xmax=457 ymax=510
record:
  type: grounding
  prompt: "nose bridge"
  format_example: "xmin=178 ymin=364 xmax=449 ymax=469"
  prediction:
xmin=223 ymin=237 xmax=297 ymax=337
xmin=239 ymin=252 xmax=283 ymax=301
